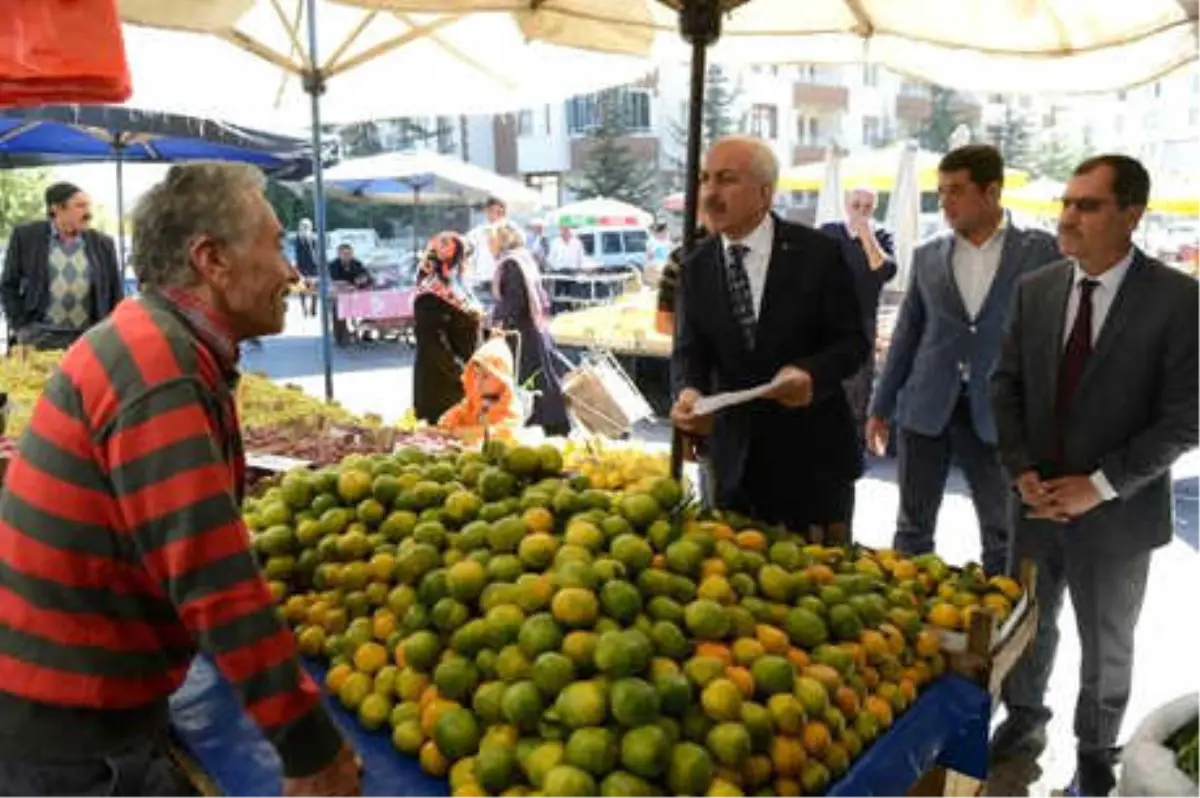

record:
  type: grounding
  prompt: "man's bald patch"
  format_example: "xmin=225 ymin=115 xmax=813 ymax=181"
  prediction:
xmin=710 ymin=135 xmax=779 ymax=188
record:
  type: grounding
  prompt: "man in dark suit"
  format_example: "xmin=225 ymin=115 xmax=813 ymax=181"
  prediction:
xmin=820 ymin=187 xmax=897 ymax=454
xmin=867 ymin=145 xmax=1060 ymax=576
xmin=671 ymin=135 xmax=868 ymax=534
xmin=1 ymin=182 xmax=122 ymax=350
xmin=990 ymin=155 xmax=1198 ymax=796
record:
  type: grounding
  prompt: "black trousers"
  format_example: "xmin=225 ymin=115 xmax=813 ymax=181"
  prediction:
xmin=0 ymin=737 xmax=197 ymax=797
xmin=893 ymin=394 xmax=1012 ymax=575
xmin=728 ymin=445 xmax=856 ymax=539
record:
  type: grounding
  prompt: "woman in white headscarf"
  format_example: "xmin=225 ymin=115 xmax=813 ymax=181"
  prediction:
xmin=489 ymin=225 xmax=569 ymax=435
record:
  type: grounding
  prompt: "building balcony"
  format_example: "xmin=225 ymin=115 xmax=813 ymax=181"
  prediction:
xmin=793 ymin=83 xmax=849 ymax=111
xmin=570 ymin=135 xmax=660 ymax=172
xmin=792 ymin=144 xmax=825 ymax=164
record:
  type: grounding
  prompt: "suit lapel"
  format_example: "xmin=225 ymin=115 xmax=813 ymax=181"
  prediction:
xmin=976 ymin=225 xmax=1023 ymax=321
xmin=754 ymin=220 xmax=793 ymax=350
xmin=938 ymin=236 xmax=970 ymax=321
xmin=1041 ymin=263 xmax=1074 ymax=405
xmin=1074 ymin=252 xmax=1144 ymax=399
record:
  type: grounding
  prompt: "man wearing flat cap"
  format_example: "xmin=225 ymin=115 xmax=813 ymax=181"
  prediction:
xmin=1 ymin=182 xmax=123 ymax=350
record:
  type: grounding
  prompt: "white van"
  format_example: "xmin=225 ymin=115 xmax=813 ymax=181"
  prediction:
xmin=570 ymin=225 xmax=651 ymax=270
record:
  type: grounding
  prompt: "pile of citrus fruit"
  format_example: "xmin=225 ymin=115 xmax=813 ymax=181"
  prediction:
xmin=246 ymin=441 xmax=1022 ymax=797
xmin=556 ymin=437 xmax=669 ymax=492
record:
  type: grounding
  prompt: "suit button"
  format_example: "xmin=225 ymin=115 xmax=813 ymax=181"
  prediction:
xmin=969 ymin=324 xmax=977 ymax=334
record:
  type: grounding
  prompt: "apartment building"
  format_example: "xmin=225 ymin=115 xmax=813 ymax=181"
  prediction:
xmin=480 ymin=62 xmax=982 ymax=208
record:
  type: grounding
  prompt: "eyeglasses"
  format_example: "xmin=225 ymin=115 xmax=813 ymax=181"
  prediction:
xmin=1059 ymin=196 xmax=1113 ymax=213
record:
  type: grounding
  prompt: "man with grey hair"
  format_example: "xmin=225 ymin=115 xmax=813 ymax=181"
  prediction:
xmin=672 ymin=135 xmax=868 ymax=535
xmin=820 ymin=186 xmax=896 ymax=456
xmin=0 ymin=162 xmax=359 ymax=796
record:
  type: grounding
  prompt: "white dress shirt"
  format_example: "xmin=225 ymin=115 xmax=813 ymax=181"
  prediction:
xmin=549 ymin=235 xmax=586 ymax=270
xmin=1062 ymin=249 xmax=1135 ymax=502
xmin=721 ymin=213 xmax=775 ymax=317
xmin=952 ymin=215 xmax=1007 ymax=320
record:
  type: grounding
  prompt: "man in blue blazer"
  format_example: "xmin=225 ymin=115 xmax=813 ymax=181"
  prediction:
xmin=866 ymin=145 xmax=1060 ymax=575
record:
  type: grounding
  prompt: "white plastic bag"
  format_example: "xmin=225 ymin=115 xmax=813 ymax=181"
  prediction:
xmin=1118 ymin=692 xmax=1198 ymax=796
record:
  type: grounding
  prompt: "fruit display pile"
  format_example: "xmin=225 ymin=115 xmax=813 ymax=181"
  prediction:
xmin=1169 ymin=715 xmax=1199 ymax=783
xmin=558 ymin=437 xmax=670 ymax=492
xmin=549 ymin=292 xmax=671 ymax=357
xmin=237 ymin=373 xmax=379 ymax=431
xmin=0 ymin=348 xmax=59 ymax=440
xmin=250 ymin=443 xmax=1023 ymax=797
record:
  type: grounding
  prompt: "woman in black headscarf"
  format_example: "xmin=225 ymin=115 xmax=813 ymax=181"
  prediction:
xmin=412 ymin=232 xmax=482 ymax=424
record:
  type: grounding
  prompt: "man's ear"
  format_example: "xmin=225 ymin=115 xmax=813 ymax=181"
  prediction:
xmin=187 ymin=235 xmax=229 ymax=286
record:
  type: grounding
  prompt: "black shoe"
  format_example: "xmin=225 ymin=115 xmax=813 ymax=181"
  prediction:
xmin=989 ymin=715 xmax=1048 ymax=764
xmin=1072 ymin=752 xmax=1116 ymax=797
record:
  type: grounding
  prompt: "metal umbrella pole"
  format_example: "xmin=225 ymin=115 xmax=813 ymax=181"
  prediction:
xmin=114 ymin=134 xmax=127 ymax=274
xmin=669 ymin=0 xmax=723 ymax=482
xmin=305 ymin=0 xmax=335 ymax=402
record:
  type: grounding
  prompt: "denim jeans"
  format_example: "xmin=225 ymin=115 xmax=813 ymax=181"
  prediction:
xmin=0 ymin=738 xmax=196 ymax=797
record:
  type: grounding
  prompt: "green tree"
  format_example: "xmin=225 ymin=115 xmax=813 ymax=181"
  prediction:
xmin=573 ymin=89 xmax=657 ymax=209
xmin=1030 ymin=133 xmax=1093 ymax=181
xmin=989 ymin=104 xmax=1033 ymax=170
xmin=0 ymin=169 xmax=50 ymax=240
xmin=917 ymin=86 xmax=967 ymax=154
xmin=669 ymin=64 xmax=740 ymax=185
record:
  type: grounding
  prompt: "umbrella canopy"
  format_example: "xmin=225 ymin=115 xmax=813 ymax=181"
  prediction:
xmin=813 ymin=147 xmax=845 ymax=227
xmin=1003 ymin=177 xmax=1066 ymax=217
xmin=884 ymin=142 xmax=921 ymax=289
xmin=780 ymin=146 xmax=1031 ymax=193
xmin=117 ymin=0 xmax=655 ymax=131
xmin=550 ymin=198 xmax=654 ymax=228
xmin=317 ymin=149 xmax=544 ymax=211
xmin=0 ymin=106 xmax=312 ymax=176
xmin=352 ymin=0 xmax=1198 ymax=93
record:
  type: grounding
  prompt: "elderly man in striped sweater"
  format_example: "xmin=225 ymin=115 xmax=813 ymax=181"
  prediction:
xmin=0 ymin=163 xmax=359 ymax=796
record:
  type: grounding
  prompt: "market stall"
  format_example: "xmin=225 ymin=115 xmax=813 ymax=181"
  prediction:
xmin=333 ymin=286 xmax=418 ymax=346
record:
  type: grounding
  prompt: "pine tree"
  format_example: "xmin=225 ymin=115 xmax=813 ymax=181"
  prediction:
xmin=573 ymin=89 xmax=657 ymax=209
xmin=917 ymin=86 xmax=966 ymax=154
xmin=989 ymin=103 xmax=1033 ymax=170
xmin=669 ymin=64 xmax=741 ymax=187
xmin=1031 ymin=133 xmax=1093 ymax=181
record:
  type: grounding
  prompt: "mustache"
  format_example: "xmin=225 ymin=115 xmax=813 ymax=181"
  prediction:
xmin=703 ymin=197 xmax=726 ymax=213
xmin=82 ymin=213 xmax=93 ymax=224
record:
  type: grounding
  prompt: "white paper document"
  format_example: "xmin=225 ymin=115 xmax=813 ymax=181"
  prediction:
xmin=692 ymin=373 xmax=786 ymax=416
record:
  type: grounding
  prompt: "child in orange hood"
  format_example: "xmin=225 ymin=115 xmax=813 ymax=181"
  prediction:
xmin=438 ymin=336 xmax=523 ymax=441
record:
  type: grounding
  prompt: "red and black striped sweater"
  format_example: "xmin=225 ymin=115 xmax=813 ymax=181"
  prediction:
xmin=0 ymin=292 xmax=342 ymax=776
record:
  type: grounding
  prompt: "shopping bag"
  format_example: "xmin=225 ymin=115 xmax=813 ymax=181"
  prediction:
xmin=1118 ymin=692 xmax=1198 ymax=795
xmin=0 ymin=0 xmax=131 ymax=106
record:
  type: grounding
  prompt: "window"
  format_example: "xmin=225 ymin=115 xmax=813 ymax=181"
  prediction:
xmin=623 ymin=230 xmax=648 ymax=253
xmin=544 ymin=105 xmax=552 ymax=134
xmin=436 ymin=116 xmax=455 ymax=153
xmin=565 ymin=89 xmax=651 ymax=135
xmin=862 ymin=116 xmax=881 ymax=147
xmin=518 ymin=110 xmax=534 ymax=136
xmin=798 ymin=64 xmax=817 ymax=83
xmin=807 ymin=116 xmax=820 ymax=144
xmin=601 ymin=232 xmax=624 ymax=255
xmin=578 ymin=233 xmax=596 ymax=256
xmin=862 ymin=64 xmax=879 ymax=86
xmin=750 ymin=104 xmax=778 ymax=139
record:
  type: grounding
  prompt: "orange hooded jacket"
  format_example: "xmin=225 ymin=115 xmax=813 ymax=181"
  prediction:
xmin=438 ymin=337 xmax=523 ymax=440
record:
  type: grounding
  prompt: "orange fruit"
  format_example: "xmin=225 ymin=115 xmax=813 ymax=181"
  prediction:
xmin=419 ymin=740 xmax=450 ymax=777
xmin=696 ymin=642 xmax=733 ymax=665
xmin=769 ymin=735 xmax=806 ymax=778
xmin=804 ymin=564 xmax=836 ymax=585
xmin=710 ymin=523 xmax=736 ymax=542
xmin=899 ymin=678 xmax=918 ymax=704
xmin=800 ymin=722 xmax=831 ymax=756
xmin=755 ymin=625 xmax=789 ymax=655
xmin=702 ymin=558 xmax=728 ymax=579
xmin=860 ymin=666 xmax=880 ymax=690
xmin=651 ymin=554 xmax=667 ymax=570
xmin=838 ymin=642 xmax=866 ymax=671
xmin=927 ymin=603 xmax=963 ymax=630
xmin=915 ymin=629 xmax=941 ymax=658
xmin=774 ymin=778 xmax=801 ymax=797
xmin=833 ymin=686 xmax=860 ymax=718
xmin=785 ymin=647 xmax=811 ymax=672
xmin=865 ymin=695 xmax=894 ymax=729
xmin=523 ymin=507 xmax=555 ymax=534
xmin=725 ymin=666 xmax=755 ymax=699
xmin=891 ymin=559 xmax=917 ymax=581
xmin=736 ymin=530 xmax=767 ymax=552
xmin=393 ymin=644 xmax=408 ymax=669
xmin=353 ymin=642 xmax=389 ymax=674
xmin=325 ymin=663 xmax=353 ymax=694
xmin=878 ymin=623 xmax=907 ymax=655
xmin=859 ymin=630 xmax=889 ymax=662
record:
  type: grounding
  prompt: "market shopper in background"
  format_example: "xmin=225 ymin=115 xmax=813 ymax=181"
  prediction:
xmin=548 ymin=224 xmax=586 ymax=271
xmin=0 ymin=182 xmax=123 ymax=351
xmin=413 ymin=231 xmax=483 ymax=425
xmin=866 ymin=144 xmax=1060 ymax=576
xmin=819 ymin=186 xmax=897 ymax=457
xmin=467 ymin=196 xmax=522 ymax=301
xmin=0 ymin=163 xmax=358 ymax=797
xmin=671 ymin=135 xmax=867 ymax=534
xmin=330 ymin=243 xmax=372 ymax=288
xmin=990 ymin=155 xmax=1198 ymax=796
xmin=489 ymin=224 xmax=570 ymax=435
xmin=644 ymin=222 xmax=673 ymax=286
xmin=294 ymin=217 xmax=320 ymax=317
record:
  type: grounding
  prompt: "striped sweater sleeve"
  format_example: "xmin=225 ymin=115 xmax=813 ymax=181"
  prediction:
xmin=101 ymin=376 xmax=344 ymax=778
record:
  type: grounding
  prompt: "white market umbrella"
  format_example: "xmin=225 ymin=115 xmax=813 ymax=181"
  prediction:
xmin=550 ymin=198 xmax=654 ymax=229
xmin=318 ymin=150 xmax=543 ymax=210
xmin=813 ymin=147 xmax=845 ymax=227
xmin=885 ymin=141 xmax=921 ymax=290
xmin=118 ymin=0 xmax=651 ymax=400
xmin=359 ymin=0 xmax=1199 ymax=94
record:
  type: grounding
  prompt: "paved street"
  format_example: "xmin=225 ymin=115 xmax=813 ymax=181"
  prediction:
xmin=248 ymin=300 xmax=1199 ymax=796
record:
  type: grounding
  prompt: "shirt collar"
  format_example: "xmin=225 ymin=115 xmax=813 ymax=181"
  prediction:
xmin=154 ymin=286 xmax=241 ymax=376
xmin=1073 ymin=248 xmax=1135 ymax=293
xmin=49 ymin=220 xmax=82 ymax=244
xmin=722 ymin=213 xmax=774 ymax=258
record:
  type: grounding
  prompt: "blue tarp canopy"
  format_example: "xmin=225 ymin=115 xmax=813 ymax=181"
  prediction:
xmin=0 ymin=105 xmax=314 ymax=178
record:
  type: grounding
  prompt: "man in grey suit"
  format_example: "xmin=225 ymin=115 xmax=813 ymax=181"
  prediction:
xmin=867 ymin=145 xmax=1060 ymax=575
xmin=990 ymin=155 xmax=1198 ymax=796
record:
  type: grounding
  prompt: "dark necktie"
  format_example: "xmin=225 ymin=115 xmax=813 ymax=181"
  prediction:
xmin=726 ymin=244 xmax=756 ymax=349
xmin=1055 ymin=278 xmax=1099 ymax=464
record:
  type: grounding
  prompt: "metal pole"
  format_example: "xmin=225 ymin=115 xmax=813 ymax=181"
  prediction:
xmin=670 ymin=0 xmax=722 ymax=482
xmin=115 ymin=136 xmax=127 ymax=276
xmin=412 ymin=185 xmax=420 ymax=257
xmin=305 ymin=0 xmax=335 ymax=401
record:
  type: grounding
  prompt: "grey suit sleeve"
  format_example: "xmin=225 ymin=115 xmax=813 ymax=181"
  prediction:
xmin=869 ymin=256 xmax=925 ymax=419
xmin=1098 ymin=278 xmax=1199 ymax=497
xmin=991 ymin=280 xmax=1035 ymax=479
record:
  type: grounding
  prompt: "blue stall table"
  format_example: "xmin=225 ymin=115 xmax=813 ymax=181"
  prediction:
xmin=169 ymin=657 xmax=991 ymax=797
